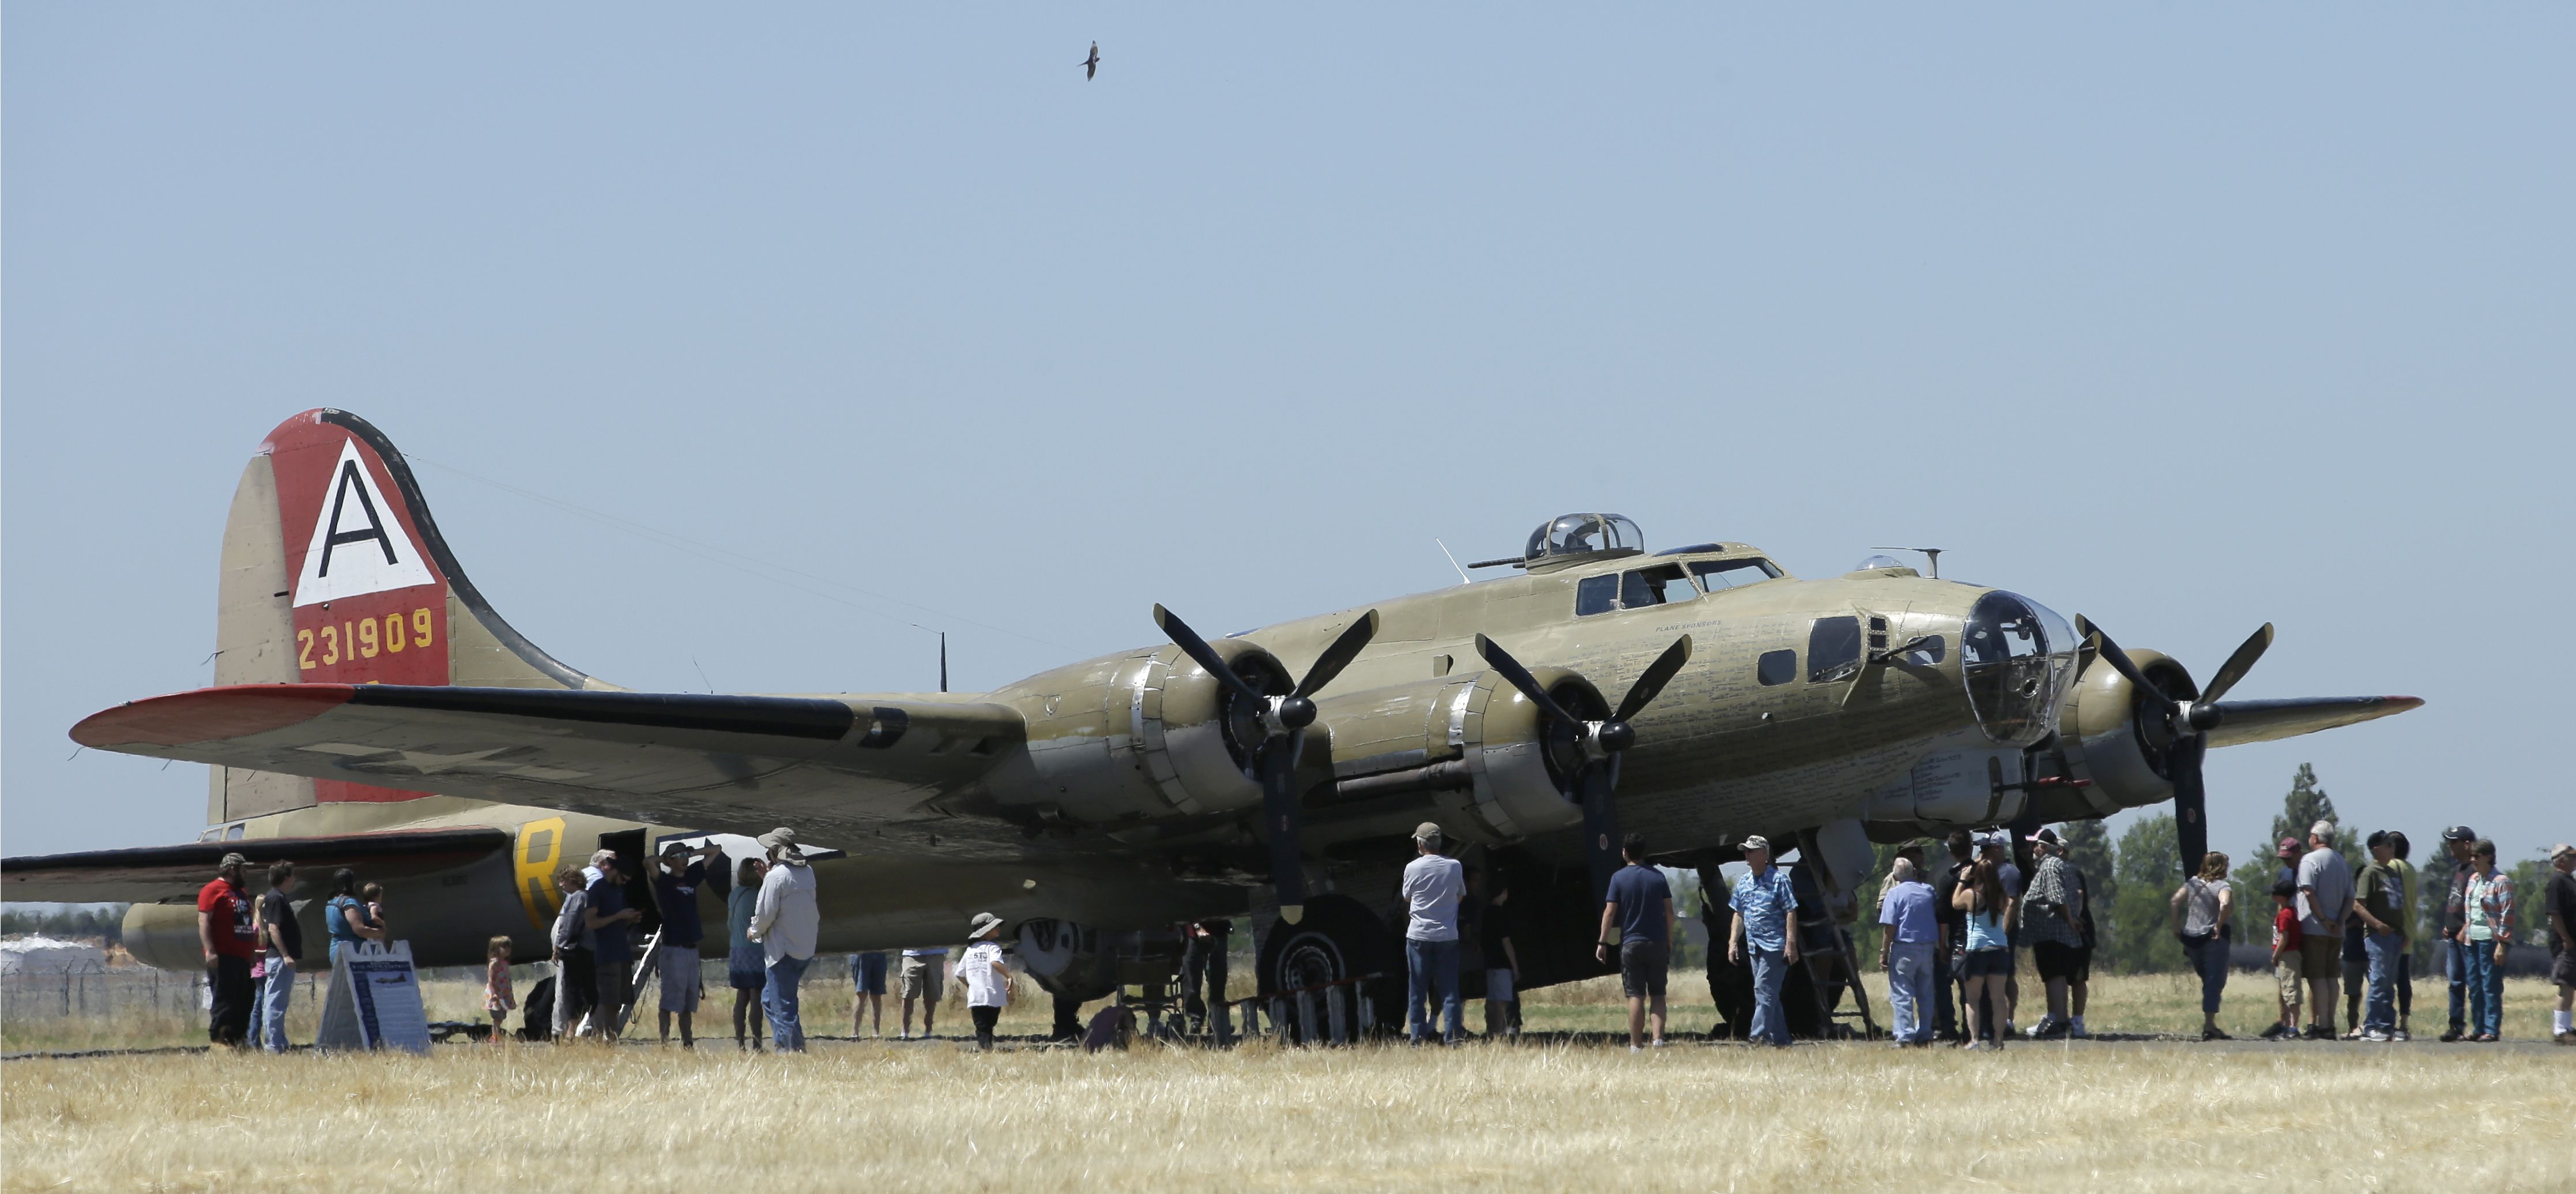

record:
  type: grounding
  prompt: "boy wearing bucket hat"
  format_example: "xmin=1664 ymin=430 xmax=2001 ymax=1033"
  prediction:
xmin=956 ymin=912 xmax=1011 ymax=1051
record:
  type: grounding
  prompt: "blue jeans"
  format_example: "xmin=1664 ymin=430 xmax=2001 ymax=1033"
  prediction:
xmin=1887 ymin=941 xmax=1934 ymax=1043
xmin=764 ymin=954 xmax=810 ymax=1052
xmin=258 ymin=959 xmax=296 ymax=1053
xmin=2461 ymin=938 xmax=2502 ymax=1037
xmin=2363 ymin=932 xmax=2400 ymax=1033
xmin=1748 ymin=947 xmax=1790 ymax=1045
xmin=1405 ymin=938 xmax=1462 ymax=1044
xmin=1931 ymin=947 xmax=1956 ymax=1039
xmin=2183 ymin=935 xmax=2229 ymax=1015
xmin=2445 ymin=937 xmax=2469 ymax=1033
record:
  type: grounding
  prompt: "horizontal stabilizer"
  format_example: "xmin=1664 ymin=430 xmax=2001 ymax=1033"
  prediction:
xmin=2206 ymin=695 xmax=2423 ymax=749
xmin=70 ymin=684 xmax=1025 ymax=839
xmin=1 ymin=827 xmax=507 ymax=905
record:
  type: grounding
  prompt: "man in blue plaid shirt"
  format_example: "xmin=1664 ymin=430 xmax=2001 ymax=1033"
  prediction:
xmin=1726 ymin=835 xmax=1801 ymax=1046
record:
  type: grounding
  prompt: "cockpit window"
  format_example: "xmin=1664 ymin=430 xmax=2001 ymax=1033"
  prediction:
xmin=1691 ymin=558 xmax=1782 ymax=592
xmin=1620 ymin=564 xmax=1695 ymax=609
xmin=1808 ymin=617 xmax=1863 ymax=683
xmin=1961 ymin=590 xmax=2080 ymax=746
xmin=1575 ymin=574 xmax=1617 ymax=616
xmin=1578 ymin=564 xmax=1693 ymax=616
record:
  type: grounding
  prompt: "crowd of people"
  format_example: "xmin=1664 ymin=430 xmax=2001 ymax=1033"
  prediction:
xmin=191 ymin=816 xmax=2576 ymax=1053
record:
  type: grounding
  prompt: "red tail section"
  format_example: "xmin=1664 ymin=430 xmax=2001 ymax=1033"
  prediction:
xmin=212 ymin=410 xmax=596 ymax=814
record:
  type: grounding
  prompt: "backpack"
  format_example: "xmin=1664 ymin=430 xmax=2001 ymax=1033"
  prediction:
xmin=1081 ymin=1005 xmax=1137 ymax=1053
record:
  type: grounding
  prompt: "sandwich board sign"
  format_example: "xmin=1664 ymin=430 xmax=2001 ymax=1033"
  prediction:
xmin=316 ymin=940 xmax=431 ymax=1053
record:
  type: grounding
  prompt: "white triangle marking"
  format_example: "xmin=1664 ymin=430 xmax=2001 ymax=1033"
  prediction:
xmin=292 ymin=439 xmax=436 ymax=607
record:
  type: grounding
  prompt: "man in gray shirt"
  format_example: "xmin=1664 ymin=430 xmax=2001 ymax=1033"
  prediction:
xmin=2296 ymin=820 xmax=2355 ymax=1039
xmin=1399 ymin=822 xmax=1465 ymax=1045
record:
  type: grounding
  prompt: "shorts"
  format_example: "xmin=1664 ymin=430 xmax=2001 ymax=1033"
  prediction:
xmin=1618 ymin=940 xmax=1667 ymax=999
xmin=1485 ymin=967 xmax=1516 ymax=1003
xmin=2069 ymin=946 xmax=2093 ymax=984
xmin=657 ymin=944 xmax=702 ymax=1013
xmin=2033 ymin=940 xmax=2081 ymax=982
xmin=853 ymin=951 xmax=888 ymax=995
xmin=2551 ymin=950 xmax=2576 ymax=988
xmin=728 ymin=944 xmax=767 ymax=991
xmin=1962 ymin=949 xmax=2012 ymax=978
xmin=2275 ymin=961 xmax=2304 ymax=1007
xmin=594 ymin=957 xmax=632 ymax=1016
xmin=900 ymin=954 xmax=943 ymax=1000
xmin=2298 ymin=934 xmax=2340 ymax=981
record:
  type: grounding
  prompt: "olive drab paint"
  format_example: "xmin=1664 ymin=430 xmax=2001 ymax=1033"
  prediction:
xmin=23 ymin=409 xmax=2421 ymax=991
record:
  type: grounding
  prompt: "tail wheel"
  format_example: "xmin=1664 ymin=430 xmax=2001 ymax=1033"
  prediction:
xmin=1257 ymin=894 xmax=1400 ymax=1042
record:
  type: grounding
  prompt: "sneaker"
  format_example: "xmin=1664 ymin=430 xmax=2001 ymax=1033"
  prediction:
xmin=2201 ymin=1027 xmax=2233 ymax=1041
xmin=1650 ymin=1038 xmax=1667 ymax=1048
xmin=2393 ymin=1029 xmax=2409 ymax=1042
xmin=2069 ymin=1020 xmax=2089 ymax=1039
xmin=1629 ymin=1045 xmax=1643 ymax=1053
xmin=2302 ymin=1024 xmax=2333 ymax=1041
xmin=2363 ymin=1030 xmax=2392 ymax=1042
xmin=2552 ymin=1031 xmax=2574 ymax=1046
xmin=2438 ymin=1026 xmax=2465 ymax=1042
xmin=2258 ymin=1022 xmax=2288 ymax=1040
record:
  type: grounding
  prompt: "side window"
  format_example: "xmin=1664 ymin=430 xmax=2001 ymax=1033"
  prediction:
xmin=1575 ymin=574 xmax=1618 ymax=617
xmin=1619 ymin=564 xmax=1695 ymax=609
xmin=1758 ymin=649 xmax=1797 ymax=685
xmin=1900 ymin=635 xmax=1946 ymax=666
xmin=1808 ymin=617 xmax=1862 ymax=683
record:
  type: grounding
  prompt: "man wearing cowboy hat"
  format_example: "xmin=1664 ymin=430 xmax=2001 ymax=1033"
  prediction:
xmin=747 ymin=827 xmax=819 ymax=1052
xmin=955 ymin=912 xmax=1012 ymax=1051
xmin=196 ymin=852 xmax=259 ymax=1047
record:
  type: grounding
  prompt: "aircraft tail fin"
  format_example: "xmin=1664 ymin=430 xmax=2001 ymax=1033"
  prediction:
xmin=208 ymin=409 xmax=604 ymax=821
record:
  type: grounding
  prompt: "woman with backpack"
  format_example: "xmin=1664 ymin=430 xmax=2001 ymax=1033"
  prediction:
xmin=321 ymin=868 xmax=383 ymax=967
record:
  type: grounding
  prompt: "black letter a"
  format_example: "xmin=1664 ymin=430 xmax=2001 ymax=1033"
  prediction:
xmin=316 ymin=459 xmax=400 ymax=579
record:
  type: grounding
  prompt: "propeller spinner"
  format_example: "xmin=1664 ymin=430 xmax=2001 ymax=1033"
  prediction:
xmin=1153 ymin=604 xmax=1380 ymax=925
xmin=1474 ymin=632 xmax=1693 ymax=897
xmin=2078 ymin=617 xmax=2273 ymax=877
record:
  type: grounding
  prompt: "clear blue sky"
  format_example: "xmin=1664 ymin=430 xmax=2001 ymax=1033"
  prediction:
xmin=7 ymin=6 xmax=2570 ymax=865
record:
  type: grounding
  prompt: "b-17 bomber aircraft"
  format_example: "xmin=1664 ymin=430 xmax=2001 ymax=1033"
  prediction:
xmin=5 ymin=410 xmax=2421 ymax=1023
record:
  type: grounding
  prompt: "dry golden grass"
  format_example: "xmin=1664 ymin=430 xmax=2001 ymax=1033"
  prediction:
xmin=5 ymin=1025 xmax=2572 ymax=1192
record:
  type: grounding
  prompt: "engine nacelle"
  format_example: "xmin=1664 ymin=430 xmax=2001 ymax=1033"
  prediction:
xmin=1001 ymin=640 xmax=1293 ymax=824
xmin=2057 ymin=647 xmax=2200 ymax=812
xmin=1308 ymin=669 xmax=1602 ymax=845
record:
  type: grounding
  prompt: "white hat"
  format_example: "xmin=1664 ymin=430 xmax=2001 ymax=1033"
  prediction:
xmin=1738 ymin=834 xmax=1770 ymax=852
xmin=967 ymin=911 xmax=1004 ymax=940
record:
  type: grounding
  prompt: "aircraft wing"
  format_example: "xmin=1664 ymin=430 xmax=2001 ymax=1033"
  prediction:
xmin=1 ymin=826 xmax=509 ymax=904
xmin=2205 ymin=695 xmax=2423 ymax=749
xmin=70 ymin=684 xmax=1026 ymax=838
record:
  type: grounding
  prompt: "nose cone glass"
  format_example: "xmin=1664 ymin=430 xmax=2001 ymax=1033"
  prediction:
xmin=1960 ymin=590 xmax=2079 ymax=746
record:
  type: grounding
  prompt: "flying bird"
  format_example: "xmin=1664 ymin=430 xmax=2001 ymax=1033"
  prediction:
xmin=1083 ymin=42 xmax=1099 ymax=80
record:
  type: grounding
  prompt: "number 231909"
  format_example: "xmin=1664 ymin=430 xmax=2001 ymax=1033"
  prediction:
xmin=298 ymin=608 xmax=436 ymax=669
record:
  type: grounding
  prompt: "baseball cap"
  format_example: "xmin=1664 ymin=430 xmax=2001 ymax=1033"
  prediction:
xmin=2441 ymin=825 xmax=2477 ymax=843
xmin=1413 ymin=822 xmax=1443 ymax=841
xmin=2270 ymin=877 xmax=2297 ymax=898
xmin=1738 ymin=834 xmax=1770 ymax=852
xmin=2276 ymin=837 xmax=2300 ymax=860
xmin=2551 ymin=843 xmax=2574 ymax=862
xmin=217 ymin=852 xmax=248 ymax=871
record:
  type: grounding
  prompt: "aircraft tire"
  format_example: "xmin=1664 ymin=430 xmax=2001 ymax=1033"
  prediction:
xmin=1257 ymin=895 xmax=1402 ymax=1042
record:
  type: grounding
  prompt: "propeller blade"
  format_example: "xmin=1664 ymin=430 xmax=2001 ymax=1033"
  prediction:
xmin=1474 ymin=634 xmax=1585 ymax=726
xmin=1153 ymin=604 xmax=1271 ymax=707
xmin=1292 ymin=610 xmax=1380 ymax=699
xmin=1611 ymin=635 xmax=1694 ymax=724
xmin=2198 ymin=623 xmax=2274 ymax=704
xmin=1579 ymin=756 xmax=1625 ymax=901
xmin=2081 ymin=620 xmax=2172 ymax=705
xmin=2171 ymin=736 xmax=2208 ymax=878
xmin=1260 ymin=729 xmax=1309 ymax=923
